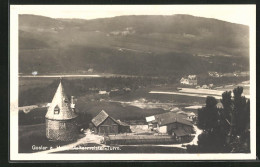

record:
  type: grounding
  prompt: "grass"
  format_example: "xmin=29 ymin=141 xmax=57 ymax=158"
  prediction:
xmin=19 ymin=77 xmax=56 ymax=92
xmin=76 ymin=99 xmax=168 ymax=121
xmin=19 ymin=107 xmax=47 ymax=125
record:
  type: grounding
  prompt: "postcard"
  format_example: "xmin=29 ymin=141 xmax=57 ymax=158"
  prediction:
xmin=10 ymin=5 xmax=256 ymax=160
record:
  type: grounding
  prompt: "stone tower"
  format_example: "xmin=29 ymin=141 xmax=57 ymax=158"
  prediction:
xmin=45 ymin=80 xmax=79 ymax=141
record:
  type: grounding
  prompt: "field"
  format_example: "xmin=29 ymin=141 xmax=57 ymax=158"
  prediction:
xmin=19 ymin=77 xmax=56 ymax=92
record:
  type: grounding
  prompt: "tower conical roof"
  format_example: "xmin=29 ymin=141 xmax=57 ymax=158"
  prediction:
xmin=45 ymin=81 xmax=78 ymax=120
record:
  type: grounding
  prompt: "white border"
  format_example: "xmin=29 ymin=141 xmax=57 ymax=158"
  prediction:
xmin=10 ymin=5 xmax=256 ymax=161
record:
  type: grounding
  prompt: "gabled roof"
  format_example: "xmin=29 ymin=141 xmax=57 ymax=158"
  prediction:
xmin=45 ymin=81 xmax=78 ymax=120
xmin=92 ymin=110 xmax=110 ymax=127
xmin=92 ymin=110 xmax=129 ymax=127
xmin=148 ymin=111 xmax=193 ymax=127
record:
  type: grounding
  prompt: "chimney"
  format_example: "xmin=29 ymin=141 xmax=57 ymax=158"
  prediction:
xmin=71 ymin=96 xmax=75 ymax=111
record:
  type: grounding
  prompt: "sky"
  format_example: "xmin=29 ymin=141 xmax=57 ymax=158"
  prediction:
xmin=13 ymin=5 xmax=255 ymax=26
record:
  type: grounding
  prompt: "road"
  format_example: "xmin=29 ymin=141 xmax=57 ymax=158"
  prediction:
xmin=149 ymin=91 xmax=222 ymax=99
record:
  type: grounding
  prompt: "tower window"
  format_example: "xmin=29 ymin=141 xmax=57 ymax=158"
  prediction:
xmin=54 ymin=105 xmax=60 ymax=114
xmin=60 ymin=122 xmax=66 ymax=129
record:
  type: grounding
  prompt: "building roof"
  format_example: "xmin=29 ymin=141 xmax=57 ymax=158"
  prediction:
xmin=188 ymin=75 xmax=197 ymax=80
xmin=92 ymin=110 xmax=129 ymax=127
xmin=92 ymin=110 xmax=109 ymax=127
xmin=147 ymin=111 xmax=193 ymax=127
xmin=145 ymin=116 xmax=155 ymax=122
xmin=187 ymin=112 xmax=196 ymax=116
xmin=45 ymin=81 xmax=78 ymax=120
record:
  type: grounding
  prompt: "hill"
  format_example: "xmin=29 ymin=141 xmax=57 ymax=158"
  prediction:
xmin=19 ymin=14 xmax=249 ymax=76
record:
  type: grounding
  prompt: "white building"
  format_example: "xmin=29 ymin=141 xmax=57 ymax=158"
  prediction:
xmin=180 ymin=75 xmax=197 ymax=86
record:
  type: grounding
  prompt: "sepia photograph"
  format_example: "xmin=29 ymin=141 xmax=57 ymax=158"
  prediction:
xmin=10 ymin=5 xmax=256 ymax=160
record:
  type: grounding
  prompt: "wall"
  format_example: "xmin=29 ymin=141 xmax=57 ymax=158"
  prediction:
xmin=119 ymin=125 xmax=131 ymax=133
xmin=46 ymin=118 xmax=79 ymax=141
xmin=166 ymin=122 xmax=193 ymax=135
xmin=98 ymin=117 xmax=119 ymax=135
xmin=158 ymin=125 xmax=167 ymax=133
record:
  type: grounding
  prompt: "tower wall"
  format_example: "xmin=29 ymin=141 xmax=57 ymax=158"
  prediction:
xmin=46 ymin=118 xmax=78 ymax=141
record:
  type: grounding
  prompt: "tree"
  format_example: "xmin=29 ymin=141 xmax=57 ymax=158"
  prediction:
xmin=233 ymin=87 xmax=248 ymax=136
xmin=219 ymin=91 xmax=233 ymax=137
xmin=187 ymin=86 xmax=250 ymax=153
xmin=197 ymin=96 xmax=218 ymax=132
xmin=220 ymin=91 xmax=232 ymax=121
xmin=194 ymin=96 xmax=228 ymax=152
xmin=228 ymin=87 xmax=250 ymax=153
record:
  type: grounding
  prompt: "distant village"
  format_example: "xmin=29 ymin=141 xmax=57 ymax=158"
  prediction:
xmin=180 ymin=74 xmax=213 ymax=89
xmin=180 ymin=71 xmax=249 ymax=89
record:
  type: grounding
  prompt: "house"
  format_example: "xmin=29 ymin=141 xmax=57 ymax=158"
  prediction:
xmin=123 ymin=87 xmax=131 ymax=92
xmin=180 ymin=77 xmax=190 ymax=85
xmin=180 ymin=75 xmax=197 ymax=86
xmin=202 ymin=84 xmax=209 ymax=89
xmin=99 ymin=90 xmax=109 ymax=95
xmin=88 ymin=68 xmax=94 ymax=73
xmin=176 ymin=111 xmax=197 ymax=122
xmin=32 ymin=71 xmax=38 ymax=76
xmin=187 ymin=75 xmax=197 ymax=85
xmin=146 ymin=112 xmax=194 ymax=142
xmin=195 ymin=85 xmax=201 ymax=89
xmin=145 ymin=115 xmax=157 ymax=129
xmin=186 ymin=112 xmax=197 ymax=122
xmin=91 ymin=110 xmax=131 ymax=135
xmin=45 ymin=80 xmax=79 ymax=141
xmin=208 ymin=71 xmax=218 ymax=77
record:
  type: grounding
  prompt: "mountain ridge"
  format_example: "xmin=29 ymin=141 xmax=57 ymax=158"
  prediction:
xmin=19 ymin=14 xmax=249 ymax=76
